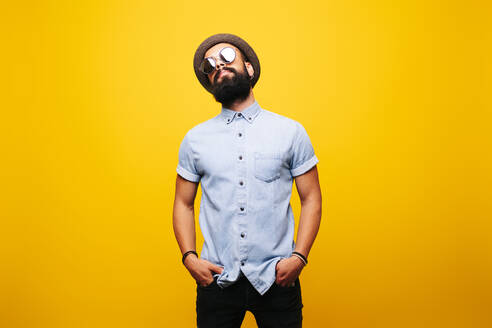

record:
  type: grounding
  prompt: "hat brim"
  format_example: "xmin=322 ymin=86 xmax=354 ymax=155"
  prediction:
xmin=193 ymin=33 xmax=261 ymax=94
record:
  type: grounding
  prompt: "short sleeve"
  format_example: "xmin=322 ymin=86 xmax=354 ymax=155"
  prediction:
xmin=176 ymin=133 xmax=201 ymax=182
xmin=289 ymin=122 xmax=319 ymax=177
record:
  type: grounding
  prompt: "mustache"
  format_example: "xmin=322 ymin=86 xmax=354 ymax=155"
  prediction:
xmin=214 ymin=67 xmax=236 ymax=84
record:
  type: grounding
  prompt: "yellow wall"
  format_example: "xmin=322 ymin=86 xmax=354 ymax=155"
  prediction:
xmin=1 ymin=1 xmax=490 ymax=327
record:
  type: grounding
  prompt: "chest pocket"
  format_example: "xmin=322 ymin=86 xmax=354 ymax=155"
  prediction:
xmin=254 ymin=152 xmax=282 ymax=182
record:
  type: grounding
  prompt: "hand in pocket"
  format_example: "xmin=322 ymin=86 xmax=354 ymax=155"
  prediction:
xmin=275 ymin=256 xmax=304 ymax=287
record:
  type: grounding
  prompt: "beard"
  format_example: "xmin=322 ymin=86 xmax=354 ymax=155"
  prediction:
xmin=211 ymin=64 xmax=252 ymax=107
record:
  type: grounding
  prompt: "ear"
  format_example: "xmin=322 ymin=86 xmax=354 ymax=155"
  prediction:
xmin=245 ymin=62 xmax=254 ymax=79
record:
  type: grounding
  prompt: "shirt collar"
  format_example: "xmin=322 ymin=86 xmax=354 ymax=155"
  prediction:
xmin=220 ymin=100 xmax=262 ymax=124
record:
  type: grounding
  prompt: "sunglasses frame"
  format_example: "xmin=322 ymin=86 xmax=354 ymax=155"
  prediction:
xmin=199 ymin=47 xmax=237 ymax=75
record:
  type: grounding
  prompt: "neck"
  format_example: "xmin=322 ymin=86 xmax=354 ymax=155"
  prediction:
xmin=223 ymin=89 xmax=255 ymax=112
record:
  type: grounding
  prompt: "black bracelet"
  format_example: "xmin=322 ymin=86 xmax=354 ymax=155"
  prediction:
xmin=292 ymin=251 xmax=308 ymax=265
xmin=182 ymin=250 xmax=198 ymax=264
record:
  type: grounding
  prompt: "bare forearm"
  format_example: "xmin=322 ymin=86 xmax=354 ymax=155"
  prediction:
xmin=294 ymin=199 xmax=322 ymax=258
xmin=173 ymin=202 xmax=197 ymax=255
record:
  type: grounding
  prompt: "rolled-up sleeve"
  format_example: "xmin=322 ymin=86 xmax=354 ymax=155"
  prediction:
xmin=289 ymin=122 xmax=319 ymax=177
xmin=176 ymin=133 xmax=201 ymax=182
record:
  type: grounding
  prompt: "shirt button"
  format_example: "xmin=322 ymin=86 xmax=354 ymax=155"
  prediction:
xmin=239 ymin=181 xmax=244 ymax=186
xmin=239 ymin=155 xmax=243 ymax=160
xmin=241 ymin=261 xmax=245 ymax=266
xmin=238 ymin=113 xmax=242 ymax=117
xmin=241 ymin=232 xmax=245 ymax=238
xmin=248 ymin=117 xmax=251 ymax=120
xmin=238 ymin=133 xmax=242 ymax=137
xmin=240 ymin=207 xmax=244 ymax=211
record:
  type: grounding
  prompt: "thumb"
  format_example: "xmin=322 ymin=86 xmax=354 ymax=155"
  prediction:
xmin=276 ymin=258 xmax=283 ymax=271
xmin=209 ymin=264 xmax=224 ymax=274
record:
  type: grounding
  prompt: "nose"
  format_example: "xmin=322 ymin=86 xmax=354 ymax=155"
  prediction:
xmin=213 ymin=61 xmax=226 ymax=81
xmin=215 ymin=60 xmax=225 ymax=71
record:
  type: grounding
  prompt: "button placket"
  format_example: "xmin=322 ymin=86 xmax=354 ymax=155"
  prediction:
xmin=236 ymin=122 xmax=247 ymax=216
xmin=235 ymin=117 xmax=248 ymax=267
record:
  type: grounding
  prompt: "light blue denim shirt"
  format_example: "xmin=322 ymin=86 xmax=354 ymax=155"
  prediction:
xmin=176 ymin=100 xmax=319 ymax=296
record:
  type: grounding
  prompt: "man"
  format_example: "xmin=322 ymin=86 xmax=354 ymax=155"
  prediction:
xmin=173 ymin=33 xmax=322 ymax=328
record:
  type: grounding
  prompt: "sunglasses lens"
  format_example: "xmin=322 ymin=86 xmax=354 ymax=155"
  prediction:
xmin=220 ymin=47 xmax=236 ymax=63
xmin=201 ymin=57 xmax=215 ymax=74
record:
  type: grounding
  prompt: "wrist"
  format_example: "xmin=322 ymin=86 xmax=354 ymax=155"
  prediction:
xmin=182 ymin=250 xmax=198 ymax=266
xmin=291 ymin=254 xmax=306 ymax=268
xmin=291 ymin=251 xmax=308 ymax=266
xmin=184 ymin=253 xmax=198 ymax=267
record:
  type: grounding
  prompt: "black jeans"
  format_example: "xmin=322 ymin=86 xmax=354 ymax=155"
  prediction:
xmin=196 ymin=273 xmax=303 ymax=328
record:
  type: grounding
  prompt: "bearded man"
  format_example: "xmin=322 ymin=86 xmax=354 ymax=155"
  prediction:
xmin=173 ymin=33 xmax=322 ymax=328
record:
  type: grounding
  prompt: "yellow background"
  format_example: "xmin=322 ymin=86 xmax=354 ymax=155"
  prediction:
xmin=1 ymin=0 xmax=490 ymax=327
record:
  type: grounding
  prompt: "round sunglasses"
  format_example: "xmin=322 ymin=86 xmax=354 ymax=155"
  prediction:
xmin=199 ymin=47 xmax=236 ymax=75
